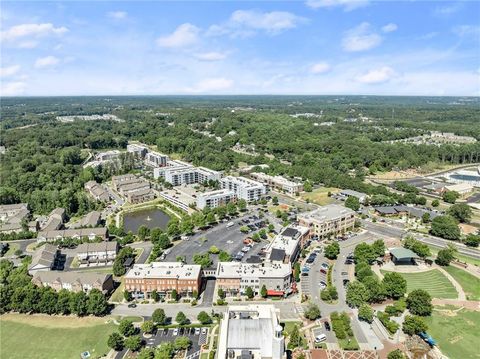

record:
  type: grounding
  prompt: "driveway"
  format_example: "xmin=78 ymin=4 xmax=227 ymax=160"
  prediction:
xmin=199 ymin=279 xmax=216 ymax=307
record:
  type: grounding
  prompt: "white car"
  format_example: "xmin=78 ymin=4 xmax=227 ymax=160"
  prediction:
xmin=315 ymin=334 xmax=327 ymax=343
xmin=241 ymin=246 xmax=251 ymax=252
xmin=173 ymin=328 xmax=179 ymax=336
xmin=195 ymin=327 xmax=200 ymax=335
xmin=201 ymin=327 xmax=207 ymax=334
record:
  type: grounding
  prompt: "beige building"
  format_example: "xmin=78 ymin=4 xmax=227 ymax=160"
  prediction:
xmin=250 ymin=172 xmax=304 ymax=195
xmin=298 ymin=204 xmax=355 ymax=239
xmin=32 ymin=271 xmax=114 ymax=293
xmin=0 ymin=203 xmax=30 ymax=233
xmin=37 ymin=227 xmax=108 ymax=242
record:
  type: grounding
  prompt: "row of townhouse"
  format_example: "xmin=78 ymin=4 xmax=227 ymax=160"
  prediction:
xmin=76 ymin=241 xmax=118 ymax=265
xmin=0 ymin=203 xmax=30 ymax=233
xmin=250 ymin=172 xmax=304 ymax=195
xmin=84 ymin=180 xmax=111 ymax=202
xmin=37 ymin=227 xmax=108 ymax=242
xmin=111 ymin=174 xmax=154 ymax=204
xmin=32 ymin=271 xmax=114 ymax=294
xmin=297 ymin=204 xmax=356 ymax=239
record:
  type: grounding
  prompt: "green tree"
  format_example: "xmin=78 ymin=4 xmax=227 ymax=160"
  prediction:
xmin=226 ymin=202 xmax=237 ymax=216
xmin=345 ymin=196 xmax=360 ymax=211
xmin=217 ymin=288 xmax=225 ymax=299
xmin=107 ymin=332 xmax=124 ymax=351
xmin=206 ymin=212 xmax=216 ymax=225
xmin=192 ymin=253 xmax=213 ymax=268
xmin=141 ymin=320 xmax=155 ymax=334
xmin=152 ymin=308 xmax=166 ymax=325
xmin=362 ymin=276 xmax=386 ymax=303
xmin=304 ymin=303 xmax=321 ymax=320
xmin=124 ymin=290 xmax=132 ymax=302
xmin=174 ymin=336 xmax=192 ymax=350
xmin=421 ymin=213 xmax=431 ymax=223
xmin=447 ymin=203 xmax=473 ymax=223
xmin=346 ymin=281 xmax=369 ymax=307
xmin=354 ymin=243 xmax=376 ymax=264
xmin=119 ymin=319 xmax=136 ymax=337
xmin=402 ymin=315 xmax=428 ymax=336
xmin=175 ymin=311 xmax=188 ymax=325
xmin=268 ymin=223 xmax=275 ymax=232
xmin=218 ymin=250 xmax=232 ymax=262
xmin=442 ymin=191 xmax=459 ymax=204
xmin=272 ymin=196 xmax=279 ymax=205
xmin=138 ymin=225 xmax=150 ymax=240
xmin=155 ymin=342 xmax=175 ymax=359
xmin=406 ymin=289 xmax=432 ymax=316
xmin=260 ymin=285 xmax=268 ymax=298
xmin=382 ymin=272 xmax=407 ymax=299
xmin=372 ymin=240 xmax=386 ymax=257
xmin=180 ymin=219 xmax=194 ymax=235
xmin=324 ymin=242 xmax=340 ymax=259
xmin=171 ymin=289 xmax=178 ymax=301
xmin=86 ymin=288 xmax=108 ymax=316
xmin=287 ymin=324 xmax=303 ymax=349
xmin=137 ymin=348 xmax=155 ymax=359
xmin=151 ymin=289 xmax=160 ymax=302
xmin=245 ymin=286 xmax=254 ymax=299
xmin=436 ymin=248 xmax=455 ymax=266
xmin=303 ymin=181 xmax=313 ymax=192
xmin=387 ymin=349 xmax=405 ymax=359
xmin=464 ymin=234 xmax=480 ymax=247
xmin=197 ymin=311 xmax=212 ymax=324
xmin=125 ymin=335 xmax=143 ymax=351
xmin=431 ymin=199 xmax=440 ymax=207
xmin=358 ymin=303 xmax=374 ymax=323
xmin=237 ymin=199 xmax=247 ymax=211
xmin=208 ymin=245 xmax=220 ymax=254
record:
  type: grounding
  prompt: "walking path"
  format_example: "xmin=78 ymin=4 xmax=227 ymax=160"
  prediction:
xmin=432 ymin=299 xmax=480 ymax=311
xmin=435 ymin=266 xmax=466 ymax=300
xmin=452 ymin=262 xmax=480 ymax=279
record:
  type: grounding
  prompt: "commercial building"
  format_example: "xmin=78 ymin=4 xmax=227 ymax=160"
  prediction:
xmin=197 ymin=189 xmax=236 ymax=209
xmin=28 ymin=243 xmax=60 ymax=275
xmin=76 ymin=241 xmax=118 ymax=265
xmin=0 ymin=203 xmax=30 ymax=233
xmin=338 ymin=189 xmax=367 ymax=204
xmin=127 ymin=143 xmax=149 ymax=158
xmin=221 ymin=176 xmax=266 ymax=202
xmin=125 ymin=262 xmax=202 ymax=299
xmin=297 ymin=204 xmax=355 ymax=239
xmin=217 ymin=305 xmax=285 ymax=359
xmin=37 ymin=227 xmax=108 ymax=242
xmin=265 ymin=226 xmax=310 ymax=264
xmin=215 ymin=262 xmax=292 ymax=297
xmin=145 ymin=151 xmax=169 ymax=168
xmin=32 ymin=271 xmax=114 ymax=294
xmin=250 ymin=173 xmax=303 ymax=195
xmin=84 ymin=180 xmax=110 ymax=202
xmin=388 ymin=247 xmax=419 ymax=265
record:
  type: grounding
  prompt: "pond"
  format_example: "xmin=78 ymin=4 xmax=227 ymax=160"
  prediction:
xmin=123 ymin=208 xmax=171 ymax=234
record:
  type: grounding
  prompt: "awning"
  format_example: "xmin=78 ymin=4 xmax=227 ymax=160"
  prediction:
xmin=267 ymin=290 xmax=284 ymax=296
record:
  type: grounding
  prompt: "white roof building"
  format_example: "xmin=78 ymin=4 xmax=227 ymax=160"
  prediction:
xmin=220 ymin=176 xmax=266 ymax=202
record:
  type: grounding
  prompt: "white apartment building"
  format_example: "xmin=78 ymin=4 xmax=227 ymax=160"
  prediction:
xmin=250 ymin=172 xmax=304 ymax=195
xmin=265 ymin=226 xmax=310 ymax=264
xmin=217 ymin=305 xmax=285 ymax=359
xmin=165 ymin=166 xmax=222 ymax=186
xmin=94 ymin=150 xmax=122 ymax=162
xmin=145 ymin=151 xmax=169 ymax=167
xmin=196 ymin=189 xmax=235 ymax=209
xmin=298 ymin=204 xmax=355 ymax=239
xmin=127 ymin=143 xmax=149 ymax=158
xmin=76 ymin=241 xmax=118 ymax=264
xmin=153 ymin=160 xmax=191 ymax=179
xmin=220 ymin=176 xmax=266 ymax=202
xmin=215 ymin=262 xmax=292 ymax=297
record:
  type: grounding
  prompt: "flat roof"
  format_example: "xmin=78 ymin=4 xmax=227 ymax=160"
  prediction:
xmin=125 ymin=262 xmax=201 ymax=280
xmin=216 ymin=262 xmax=291 ymax=279
xmin=221 ymin=176 xmax=265 ymax=190
xmin=298 ymin=204 xmax=355 ymax=223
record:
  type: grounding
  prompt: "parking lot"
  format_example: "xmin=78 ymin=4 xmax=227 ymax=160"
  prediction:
xmin=312 ymin=323 xmax=337 ymax=344
xmin=163 ymin=214 xmax=271 ymax=265
xmin=144 ymin=327 xmax=209 ymax=355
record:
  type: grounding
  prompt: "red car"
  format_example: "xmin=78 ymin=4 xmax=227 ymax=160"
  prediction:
xmin=320 ymin=268 xmax=327 ymax=274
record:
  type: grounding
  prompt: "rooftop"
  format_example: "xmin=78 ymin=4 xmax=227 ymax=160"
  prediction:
xmin=389 ymin=247 xmax=419 ymax=260
xmin=33 ymin=271 xmax=112 ymax=287
xmin=76 ymin=241 xmax=118 ymax=253
xmin=298 ymin=204 xmax=355 ymax=223
xmin=216 ymin=262 xmax=291 ymax=279
xmin=125 ymin=262 xmax=201 ymax=280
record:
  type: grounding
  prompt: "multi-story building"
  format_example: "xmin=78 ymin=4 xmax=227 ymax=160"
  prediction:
xmin=32 ymin=271 xmax=114 ymax=293
xmin=84 ymin=180 xmax=110 ymax=202
xmin=297 ymin=204 xmax=355 ymax=239
xmin=250 ymin=173 xmax=304 ymax=195
xmin=145 ymin=151 xmax=169 ymax=168
xmin=125 ymin=262 xmax=202 ymax=299
xmin=220 ymin=176 xmax=266 ymax=202
xmin=126 ymin=188 xmax=155 ymax=204
xmin=28 ymin=243 xmax=60 ymax=275
xmin=41 ymin=207 xmax=66 ymax=232
xmin=165 ymin=166 xmax=222 ymax=186
xmin=37 ymin=227 xmax=108 ymax=242
xmin=338 ymin=189 xmax=367 ymax=204
xmin=112 ymin=174 xmax=153 ymax=204
xmin=265 ymin=226 xmax=310 ymax=264
xmin=196 ymin=189 xmax=236 ymax=209
xmin=153 ymin=160 xmax=192 ymax=179
xmin=0 ymin=203 xmax=30 ymax=233
xmin=111 ymin=174 xmax=138 ymax=191
xmin=127 ymin=143 xmax=149 ymax=158
xmin=76 ymin=241 xmax=118 ymax=265
xmin=215 ymin=262 xmax=292 ymax=297
xmin=217 ymin=305 xmax=286 ymax=359
xmin=94 ymin=150 xmax=122 ymax=162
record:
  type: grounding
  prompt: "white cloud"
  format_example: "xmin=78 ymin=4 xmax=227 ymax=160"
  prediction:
xmin=18 ymin=40 xmax=38 ymax=49
xmin=453 ymin=25 xmax=480 ymax=38
xmin=156 ymin=23 xmax=200 ymax=48
xmin=194 ymin=52 xmax=228 ymax=61
xmin=342 ymin=22 xmax=382 ymax=52
xmin=0 ymin=65 xmax=21 ymax=77
xmin=107 ymin=11 xmax=127 ymax=20
xmin=34 ymin=56 xmax=60 ymax=68
xmin=310 ymin=62 xmax=331 ymax=74
xmin=189 ymin=77 xmax=234 ymax=93
xmin=355 ymin=66 xmax=396 ymax=84
xmin=1 ymin=81 xmax=27 ymax=96
xmin=208 ymin=10 xmax=307 ymax=37
xmin=434 ymin=3 xmax=462 ymax=16
xmin=1 ymin=23 xmax=68 ymax=41
xmin=382 ymin=23 xmax=397 ymax=33
xmin=305 ymin=0 xmax=369 ymax=11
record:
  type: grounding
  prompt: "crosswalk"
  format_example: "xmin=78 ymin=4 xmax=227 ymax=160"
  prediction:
xmin=186 ymin=351 xmax=201 ymax=359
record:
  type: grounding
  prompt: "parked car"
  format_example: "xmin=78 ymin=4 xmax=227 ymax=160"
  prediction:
xmin=173 ymin=328 xmax=179 ymax=336
xmin=324 ymin=322 xmax=331 ymax=331
xmin=320 ymin=268 xmax=327 ymax=274
xmin=201 ymin=327 xmax=207 ymax=334
xmin=195 ymin=328 xmax=201 ymax=335
xmin=128 ymin=303 xmax=137 ymax=308
xmin=242 ymin=246 xmax=251 ymax=253
xmin=319 ymin=281 xmax=327 ymax=289
xmin=341 ymin=271 xmax=348 ymax=276
xmin=343 ymin=279 xmax=350 ymax=287
xmin=315 ymin=334 xmax=327 ymax=343
xmin=321 ymin=263 xmax=329 ymax=269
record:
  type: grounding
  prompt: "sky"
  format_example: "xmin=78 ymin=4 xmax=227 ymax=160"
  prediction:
xmin=1 ymin=1 xmax=479 ymax=96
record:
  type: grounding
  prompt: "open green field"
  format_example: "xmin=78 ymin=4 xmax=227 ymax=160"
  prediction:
xmin=110 ymin=277 xmax=125 ymax=302
xmin=301 ymin=187 xmax=339 ymax=205
xmin=0 ymin=314 xmax=116 ymax=359
xmin=443 ymin=266 xmax=480 ymax=301
xmin=427 ymin=245 xmax=480 ymax=267
xmin=380 ymin=269 xmax=458 ymax=299
xmin=424 ymin=306 xmax=480 ymax=359
xmin=4 ymin=243 xmax=19 ymax=256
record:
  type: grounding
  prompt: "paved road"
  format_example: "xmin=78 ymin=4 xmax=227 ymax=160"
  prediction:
xmin=1 ymin=239 xmax=36 ymax=253
xmin=128 ymin=241 xmax=153 ymax=264
xmin=198 ymin=279 xmax=216 ymax=307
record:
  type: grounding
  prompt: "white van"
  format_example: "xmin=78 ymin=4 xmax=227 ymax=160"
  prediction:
xmin=315 ymin=334 xmax=327 ymax=343
xmin=226 ymin=221 xmax=234 ymax=228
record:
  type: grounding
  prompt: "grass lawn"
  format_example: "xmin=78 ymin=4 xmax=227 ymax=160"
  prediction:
xmin=424 ymin=306 xmax=480 ymax=359
xmin=380 ymin=269 xmax=458 ymax=299
xmin=114 ymin=315 xmax=143 ymax=323
xmin=110 ymin=277 xmax=125 ymax=303
xmin=427 ymin=246 xmax=480 ymax=267
xmin=0 ymin=314 xmax=116 ymax=359
xmin=200 ymin=353 xmax=209 ymax=359
xmin=301 ymin=187 xmax=339 ymax=206
xmin=443 ymin=266 xmax=480 ymax=301
xmin=4 ymin=243 xmax=19 ymax=256
xmin=338 ymin=337 xmax=359 ymax=350
xmin=281 ymin=321 xmax=302 ymax=335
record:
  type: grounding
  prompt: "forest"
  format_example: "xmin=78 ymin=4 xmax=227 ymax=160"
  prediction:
xmin=1 ymin=96 xmax=479 ymax=217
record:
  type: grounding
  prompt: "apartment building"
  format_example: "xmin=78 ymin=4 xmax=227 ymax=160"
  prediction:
xmin=220 ymin=176 xmax=266 ymax=202
xmin=37 ymin=227 xmax=108 ymax=242
xmin=297 ymin=204 xmax=355 ymax=239
xmin=94 ymin=150 xmax=122 ymax=162
xmin=127 ymin=143 xmax=149 ymax=158
xmin=265 ymin=226 xmax=310 ymax=264
xmin=84 ymin=180 xmax=110 ymax=202
xmin=196 ymin=189 xmax=236 ymax=209
xmin=250 ymin=172 xmax=303 ymax=195
xmin=125 ymin=262 xmax=202 ymax=299
xmin=153 ymin=160 xmax=191 ymax=179
xmin=32 ymin=271 xmax=114 ymax=294
xmin=76 ymin=241 xmax=118 ymax=265
xmin=165 ymin=166 xmax=222 ymax=187
xmin=145 ymin=151 xmax=169 ymax=167
xmin=217 ymin=305 xmax=285 ymax=359
xmin=112 ymin=174 xmax=154 ymax=204
xmin=111 ymin=174 xmax=138 ymax=191
xmin=28 ymin=243 xmax=60 ymax=275
xmin=215 ymin=262 xmax=292 ymax=297
xmin=0 ymin=203 xmax=30 ymax=233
